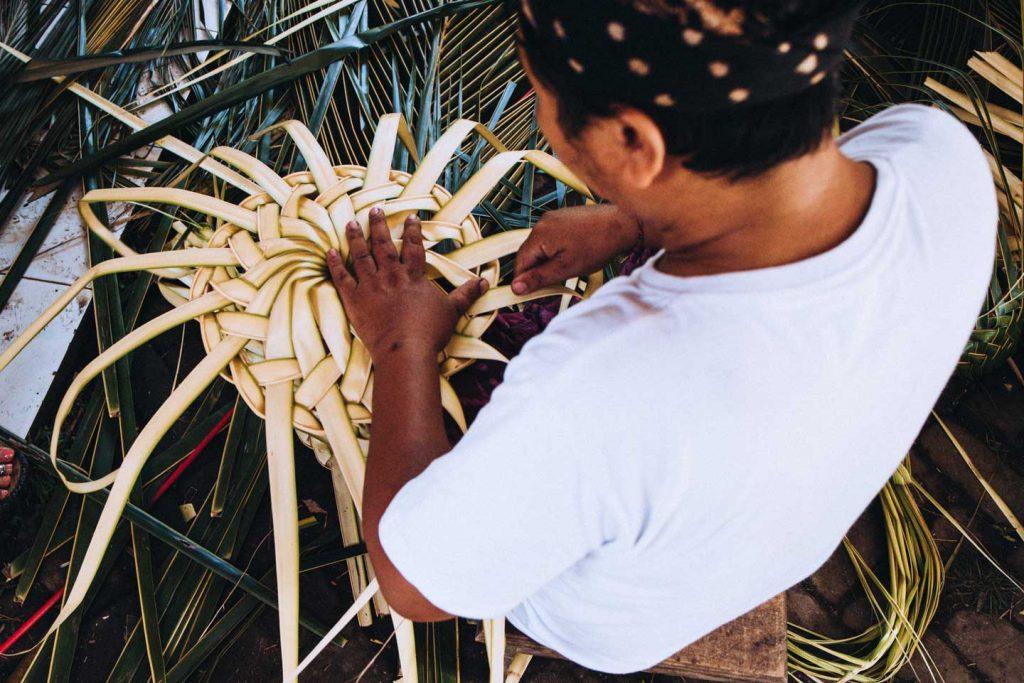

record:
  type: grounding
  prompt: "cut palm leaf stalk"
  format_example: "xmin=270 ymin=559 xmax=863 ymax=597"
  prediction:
xmin=506 ymin=653 xmax=533 ymax=683
xmin=787 ymin=463 xmax=943 ymax=681
xmin=296 ymin=580 xmax=381 ymax=677
xmin=0 ymin=113 xmax=591 ymax=682
xmin=313 ymin=439 xmax=374 ymax=627
xmin=483 ymin=616 xmax=506 ymax=683
xmin=211 ymin=397 xmax=247 ymax=518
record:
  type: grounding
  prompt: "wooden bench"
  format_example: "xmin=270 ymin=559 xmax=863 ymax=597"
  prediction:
xmin=477 ymin=594 xmax=787 ymax=682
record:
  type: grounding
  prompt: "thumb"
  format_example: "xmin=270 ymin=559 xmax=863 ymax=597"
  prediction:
xmin=513 ymin=233 xmax=548 ymax=279
xmin=512 ymin=259 xmax=567 ymax=295
xmin=449 ymin=278 xmax=489 ymax=316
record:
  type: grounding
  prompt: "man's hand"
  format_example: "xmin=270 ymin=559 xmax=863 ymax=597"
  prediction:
xmin=327 ymin=207 xmax=489 ymax=360
xmin=512 ymin=204 xmax=643 ymax=295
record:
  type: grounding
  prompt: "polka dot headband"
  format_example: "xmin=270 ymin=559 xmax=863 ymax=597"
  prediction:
xmin=517 ymin=0 xmax=862 ymax=111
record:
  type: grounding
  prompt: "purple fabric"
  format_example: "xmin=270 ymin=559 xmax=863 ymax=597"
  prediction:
xmin=450 ymin=248 xmax=656 ymax=422
xmin=448 ymin=297 xmax=560 ymax=422
xmin=619 ymin=247 xmax=657 ymax=276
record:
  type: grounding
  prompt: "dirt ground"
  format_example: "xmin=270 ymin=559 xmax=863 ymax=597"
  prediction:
xmin=2 ymin=307 xmax=1023 ymax=682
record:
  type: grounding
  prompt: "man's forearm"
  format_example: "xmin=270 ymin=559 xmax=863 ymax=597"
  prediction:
xmin=364 ymin=344 xmax=451 ymax=525
xmin=361 ymin=343 xmax=454 ymax=620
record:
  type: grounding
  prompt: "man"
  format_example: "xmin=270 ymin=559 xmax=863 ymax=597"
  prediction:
xmin=326 ymin=0 xmax=996 ymax=673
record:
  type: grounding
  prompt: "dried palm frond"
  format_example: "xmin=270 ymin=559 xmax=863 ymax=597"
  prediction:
xmin=925 ymin=52 xmax=1023 ymax=377
xmin=788 ymin=463 xmax=944 ymax=682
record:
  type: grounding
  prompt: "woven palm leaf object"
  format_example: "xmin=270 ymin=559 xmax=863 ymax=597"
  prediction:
xmin=925 ymin=52 xmax=1024 ymax=379
xmin=961 ymin=295 xmax=1023 ymax=378
xmin=0 ymin=114 xmax=590 ymax=682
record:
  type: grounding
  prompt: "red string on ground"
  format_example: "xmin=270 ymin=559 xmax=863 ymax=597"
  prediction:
xmin=0 ymin=405 xmax=235 ymax=655
xmin=150 ymin=406 xmax=235 ymax=505
xmin=0 ymin=587 xmax=64 ymax=656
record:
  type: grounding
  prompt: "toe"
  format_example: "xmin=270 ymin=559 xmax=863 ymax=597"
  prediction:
xmin=0 ymin=448 xmax=12 ymax=463
xmin=0 ymin=475 xmax=10 ymax=488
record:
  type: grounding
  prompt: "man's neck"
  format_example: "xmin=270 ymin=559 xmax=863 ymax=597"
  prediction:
xmin=639 ymin=140 xmax=877 ymax=278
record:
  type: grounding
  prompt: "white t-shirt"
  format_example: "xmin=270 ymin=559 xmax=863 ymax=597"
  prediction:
xmin=378 ymin=104 xmax=997 ymax=673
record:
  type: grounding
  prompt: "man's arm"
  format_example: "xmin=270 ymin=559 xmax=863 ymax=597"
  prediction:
xmin=512 ymin=204 xmax=643 ymax=295
xmin=362 ymin=344 xmax=454 ymax=621
xmin=327 ymin=207 xmax=488 ymax=621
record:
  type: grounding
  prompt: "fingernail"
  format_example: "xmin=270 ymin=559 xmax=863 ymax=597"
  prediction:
xmin=327 ymin=249 xmax=339 ymax=259
xmin=347 ymin=221 xmax=360 ymax=232
xmin=511 ymin=280 xmax=527 ymax=295
xmin=371 ymin=207 xmax=383 ymax=217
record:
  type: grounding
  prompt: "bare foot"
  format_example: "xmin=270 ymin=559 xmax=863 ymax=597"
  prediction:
xmin=0 ymin=447 xmax=17 ymax=501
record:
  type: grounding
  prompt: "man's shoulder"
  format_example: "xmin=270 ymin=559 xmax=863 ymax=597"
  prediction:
xmin=841 ymin=104 xmax=997 ymax=265
xmin=841 ymin=104 xmax=994 ymax=208
xmin=840 ymin=103 xmax=977 ymax=156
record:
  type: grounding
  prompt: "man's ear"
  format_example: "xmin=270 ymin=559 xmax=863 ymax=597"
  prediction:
xmin=583 ymin=107 xmax=667 ymax=190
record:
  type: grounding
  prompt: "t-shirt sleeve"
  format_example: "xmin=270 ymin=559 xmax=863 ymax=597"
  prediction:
xmin=377 ymin=363 xmax=613 ymax=619
xmin=838 ymin=104 xmax=996 ymax=217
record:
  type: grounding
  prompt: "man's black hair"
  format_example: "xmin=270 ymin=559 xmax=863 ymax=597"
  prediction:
xmin=516 ymin=1 xmax=849 ymax=180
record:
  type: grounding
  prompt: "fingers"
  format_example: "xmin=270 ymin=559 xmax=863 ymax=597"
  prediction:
xmin=448 ymin=278 xmax=489 ymax=316
xmin=512 ymin=255 xmax=569 ymax=295
xmin=345 ymin=220 xmax=376 ymax=279
xmin=0 ymin=447 xmax=13 ymax=496
xmin=401 ymin=215 xmax=425 ymax=276
xmin=513 ymin=232 xmax=549 ymax=283
xmin=326 ymin=248 xmax=355 ymax=296
xmin=513 ymin=231 xmax=563 ymax=295
xmin=368 ymin=206 xmax=399 ymax=269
